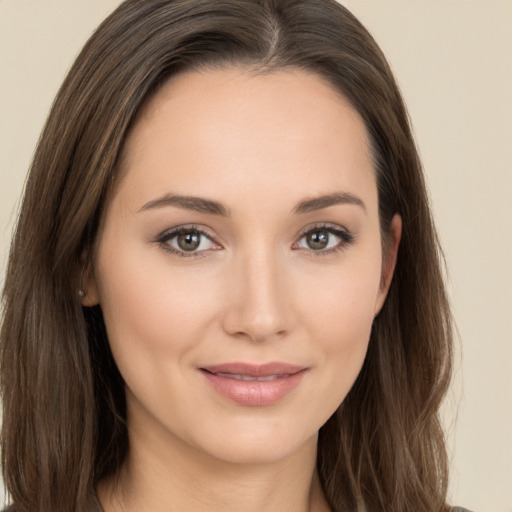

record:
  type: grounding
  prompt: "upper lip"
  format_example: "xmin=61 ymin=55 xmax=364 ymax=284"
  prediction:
xmin=200 ymin=362 xmax=307 ymax=377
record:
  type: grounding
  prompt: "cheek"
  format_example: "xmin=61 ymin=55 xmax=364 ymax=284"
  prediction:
xmin=295 ymin=254 xmax=381 ymax=403
xmin=323 ymin=276 xmax=378 ymax=345
xmin=94 ymin=237 xmax=221 ymax=375
xmin=316 ymin=284 xmax=376 ymax=368
xmin=299 ymin=251 xmax=381 ymax=341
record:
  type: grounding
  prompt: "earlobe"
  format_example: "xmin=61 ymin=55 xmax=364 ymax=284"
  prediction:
xmin=374 ymin=213 xmax=402 ymax=316
xmin=79 ymin=259 xmax=100 ymax=307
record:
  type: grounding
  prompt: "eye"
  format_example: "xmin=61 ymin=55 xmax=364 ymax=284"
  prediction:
xmin=157 ymin=226 xmax=220 ymax=257
xmin=294 ymin=224 xmax=354 ymax=254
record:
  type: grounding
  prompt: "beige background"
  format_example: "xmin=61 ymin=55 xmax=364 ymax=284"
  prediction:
xmin=0 ymin=1 xmax=511 ymax=511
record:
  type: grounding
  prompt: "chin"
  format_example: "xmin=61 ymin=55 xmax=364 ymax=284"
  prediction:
xmin=203 ymin=435 xmax=317 ymax=467
xmin=180 ymin=415 xmax=321 ymax=467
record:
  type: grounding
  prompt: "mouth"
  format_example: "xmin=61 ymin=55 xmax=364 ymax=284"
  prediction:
xmin=199 ymin=362 xmax=308 ymax=406
xmin=204 ymin=372 xmax=288 ymax=381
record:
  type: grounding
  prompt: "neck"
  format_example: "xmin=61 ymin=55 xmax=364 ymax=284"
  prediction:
xmin=98 ymin=413 xmax=330 ymax=512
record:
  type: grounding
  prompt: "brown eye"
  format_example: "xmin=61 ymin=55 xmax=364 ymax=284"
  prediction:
xmin=306 ymin=230 xmax=330 ymax=250
xmin=177 ymin=232 xmax=201 ymax=251
xmin=295 ymin=225 xmax=354 ymax=254
xmin=159 ymin=227 xmax=218 ymax=256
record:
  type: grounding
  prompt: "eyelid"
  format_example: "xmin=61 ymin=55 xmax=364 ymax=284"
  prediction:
xmin=292 ymin=222 xmax=355 ymax=255
xmin=154 ymin=222 xmax=355 ymax=259
xmin=155 ymin=224 xmax=222 ymax=258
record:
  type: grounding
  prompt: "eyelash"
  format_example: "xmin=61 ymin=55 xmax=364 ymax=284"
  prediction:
xmin=293 ymin=223 xmax=355 ymax=257
xmin=156 ymin=224 xmax=217 ymax=259
xmin=155 ymin=223 xmax=355 ymax=259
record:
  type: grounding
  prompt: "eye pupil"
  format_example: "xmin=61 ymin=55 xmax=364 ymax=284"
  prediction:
xmin=177 ymin=232 xmax=201 ymax=251
xmin=307 ymin=230 xmax=329 ymax=250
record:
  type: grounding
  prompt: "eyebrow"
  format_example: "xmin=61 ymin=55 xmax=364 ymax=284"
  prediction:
xmin=139 ymin=194 xmax=230 ymax=216
xmin=292 ymin=192 xmax=366 ymax=215
xmin=138 ymin=191 xmax=366 ymax=216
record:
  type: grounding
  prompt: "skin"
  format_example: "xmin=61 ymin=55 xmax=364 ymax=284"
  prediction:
xmin=84 ymin=67 xmax=401 ymax=512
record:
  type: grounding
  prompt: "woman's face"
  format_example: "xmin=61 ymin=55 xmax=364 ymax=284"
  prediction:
xmin=86 ymin=68 xmax=400 ymax=465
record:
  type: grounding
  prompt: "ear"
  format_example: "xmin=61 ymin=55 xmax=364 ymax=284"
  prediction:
xmin=374 ymin=213 xmax=402 ymax=316
xmin=79 ymin=256 xmax=100 ymax=307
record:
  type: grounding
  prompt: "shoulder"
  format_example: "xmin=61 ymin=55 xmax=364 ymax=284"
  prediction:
xmin=451 ymin=508 xmax=474 ymax=512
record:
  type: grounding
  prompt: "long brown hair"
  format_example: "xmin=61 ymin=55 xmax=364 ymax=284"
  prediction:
xmin=1 ymin=1 xmax=452 ymax=511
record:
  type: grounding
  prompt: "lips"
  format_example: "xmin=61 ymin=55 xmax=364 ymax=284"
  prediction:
xmin=199 ymin=362 xmax=308 ymax=406
xmin=210 ymin=373 xmax=285 ymax=381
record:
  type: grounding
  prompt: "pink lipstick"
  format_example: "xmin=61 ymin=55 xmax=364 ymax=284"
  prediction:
xmin=200 ymin=362 xmax=308 ymax=406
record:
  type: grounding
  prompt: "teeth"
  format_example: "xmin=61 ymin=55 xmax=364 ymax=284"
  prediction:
xmin=214 ymin=372 xmax=284 ymax=381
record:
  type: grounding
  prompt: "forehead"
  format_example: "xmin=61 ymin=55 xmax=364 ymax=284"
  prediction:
xmin=115 ymin=67 xmax=376 ymax=214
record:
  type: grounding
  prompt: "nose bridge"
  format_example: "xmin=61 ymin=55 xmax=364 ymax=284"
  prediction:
xmin=222 ymin=243 xmax=291 ymax=342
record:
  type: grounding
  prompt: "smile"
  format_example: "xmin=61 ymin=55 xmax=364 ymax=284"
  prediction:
xmin=209 ymin=372 xmax=287 ymax=381
xmin=199 ymin=363 xmax=308 ymax=406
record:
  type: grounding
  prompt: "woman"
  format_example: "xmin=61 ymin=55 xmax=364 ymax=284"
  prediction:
xmin=0 ymin=0 xmax=470 ymax=511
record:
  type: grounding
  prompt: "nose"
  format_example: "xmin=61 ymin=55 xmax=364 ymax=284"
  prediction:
xmin=221 ymin=249 xmax=293 ymax=343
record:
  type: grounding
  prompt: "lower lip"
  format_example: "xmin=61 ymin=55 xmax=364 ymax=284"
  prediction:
xmin=201 ymin=369 xmax=307 ymax=406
